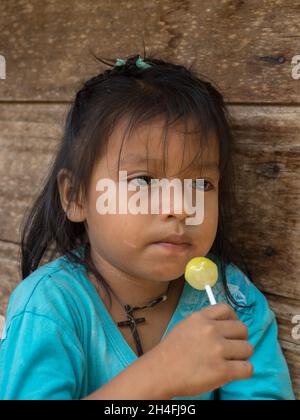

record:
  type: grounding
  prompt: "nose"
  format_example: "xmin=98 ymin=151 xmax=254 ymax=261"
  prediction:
xmin=153 ymin=179 xmax=191 ymax=222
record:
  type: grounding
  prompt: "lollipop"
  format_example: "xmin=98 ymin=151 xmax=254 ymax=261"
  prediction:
xmin=184 ymin=257 xmax=218 ymax=305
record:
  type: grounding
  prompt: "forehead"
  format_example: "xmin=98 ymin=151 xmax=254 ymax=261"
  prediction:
xmin=105 ymin=115 xmax=219 ymax=172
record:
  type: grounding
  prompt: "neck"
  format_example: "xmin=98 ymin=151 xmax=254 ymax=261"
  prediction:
xmin=88 ymin=246 xmax=183 ymax=307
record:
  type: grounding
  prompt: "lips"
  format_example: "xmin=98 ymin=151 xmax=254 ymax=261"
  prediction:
xmin=153 ymin=233 xmax=191 ymax=246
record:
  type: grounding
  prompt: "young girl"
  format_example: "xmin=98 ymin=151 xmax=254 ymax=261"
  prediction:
xmin=0 ymin=54 xmax=295 ymax=400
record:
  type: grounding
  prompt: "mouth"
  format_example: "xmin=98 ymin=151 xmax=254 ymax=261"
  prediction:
xmin=151 ymin=233 xmax=192 ymax=253
xmin=151 ymin=242 xmax=191 ymax=253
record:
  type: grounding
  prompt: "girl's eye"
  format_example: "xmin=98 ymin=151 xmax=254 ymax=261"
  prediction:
xmin=192 ymin=179 xmax=214 ymax=191
xmin=128 ymin=177 xmax=214 ymax=191
xmin=129 ymin=175 xmax=154 ymax=187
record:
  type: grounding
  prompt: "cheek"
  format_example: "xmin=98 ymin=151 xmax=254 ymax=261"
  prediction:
xmin=195 ymin=193 xmax=218 ymax=238
xmin=87 ymin=211 xmax=143 ymax=251
xmin=191 ymin=198 xmax=218 ymax=256
xmin=204 ymin=192 xmax=219 ymax=220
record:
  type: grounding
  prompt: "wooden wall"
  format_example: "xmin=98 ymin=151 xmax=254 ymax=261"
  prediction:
xmin=0 ymin=0 xmax=299 ymax=399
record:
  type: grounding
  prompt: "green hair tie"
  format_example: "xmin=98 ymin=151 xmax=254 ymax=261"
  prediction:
xmin=114 ymin=58 xmax=127 ymax=67
xmin=114 ymin=56 xmax=152 ymax=70
xmin=135 ymin=56 xmax=152 ymax=70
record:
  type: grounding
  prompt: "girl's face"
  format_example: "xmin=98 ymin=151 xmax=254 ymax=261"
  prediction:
xmin=60 ymin=117 xmax=220 ymax=286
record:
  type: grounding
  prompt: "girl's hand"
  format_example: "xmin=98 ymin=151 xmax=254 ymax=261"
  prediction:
xmin=153 ymin=303 xmax=254 ymax=398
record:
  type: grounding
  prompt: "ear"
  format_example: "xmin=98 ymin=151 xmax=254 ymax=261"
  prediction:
xmin=57 ymin=169 xmax=86 ymax=223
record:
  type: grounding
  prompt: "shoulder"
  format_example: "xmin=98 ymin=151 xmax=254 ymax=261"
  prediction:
xmin=4 ymin=251 xmax=93 ymax=339
xmin=208 ymin=252 xmax=272 ymax=324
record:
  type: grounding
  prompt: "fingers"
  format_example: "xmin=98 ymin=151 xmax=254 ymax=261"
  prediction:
xmin=216 ymin=321 xmax=249 ymax=340
xmin=201 ymin=303 xmax=238 ymax=321
xmin=225 ymin=361 xmax=254 ymax=382
xmin=222 ymin=339 xmax=254 ymax=361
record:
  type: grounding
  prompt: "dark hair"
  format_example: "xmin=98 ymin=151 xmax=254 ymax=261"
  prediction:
xmin=20 ymin=53 xmax=253 ymax=309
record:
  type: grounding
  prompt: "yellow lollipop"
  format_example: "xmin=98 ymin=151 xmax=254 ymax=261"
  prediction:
xmin=185 ymin=257 xmax=218 ymax=305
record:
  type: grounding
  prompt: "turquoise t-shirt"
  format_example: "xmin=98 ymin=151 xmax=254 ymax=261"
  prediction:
xmin=0 ymin=247 xmax=295 ymax=400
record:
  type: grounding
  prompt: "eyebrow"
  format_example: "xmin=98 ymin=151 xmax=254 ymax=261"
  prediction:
xmin=120 ymin=156 xmax=220 ymax=172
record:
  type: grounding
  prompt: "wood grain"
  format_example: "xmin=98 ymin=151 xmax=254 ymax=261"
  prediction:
xmin=0 ymin=0 xmax=300 ymax=103
xmin=0 ymin=103 xmax=67 ymax=242
xmin=280 ymin=340 xmax=300 ymax=400
xmin=229 ymin=106 xmax=300 ymax=300
xmin=0 ymin=241 xmax=20 ymax=316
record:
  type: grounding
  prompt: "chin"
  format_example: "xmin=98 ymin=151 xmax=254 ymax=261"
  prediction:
xmin=148 ymin=266 xmax=185 ymax=281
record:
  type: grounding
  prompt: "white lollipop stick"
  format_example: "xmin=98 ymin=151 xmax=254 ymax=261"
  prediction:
xmin=205 ymin=285 xmax=217 ymax=305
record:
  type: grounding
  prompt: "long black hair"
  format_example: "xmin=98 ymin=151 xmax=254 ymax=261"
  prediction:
xmin=20 ymin=53 xmax=253 ymax=309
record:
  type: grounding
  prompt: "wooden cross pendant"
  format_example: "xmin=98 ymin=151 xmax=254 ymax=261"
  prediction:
xmin=117 ymin=304 xmax=146 ymax=357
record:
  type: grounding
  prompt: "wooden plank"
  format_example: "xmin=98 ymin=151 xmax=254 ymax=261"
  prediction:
xmin=0 ymin=240 xmax=58 ymax=316
xmin=263 ymin=293 xmax=300 ymax=397
xmin=228 ymin=106 xmax=300 ymax=300
xmin=0 ymin=0 xmax=300 ymax=103
xmin=0 ymin=103 xmax=68 ymax=242
xmin=265 ymin=293 xmax=300 ymax=394
xmin=266 ymin=293 xmax=300 ymax=346
xmin=280 ymin=341 xmax=300 ymax=400
xmin=0 ymin=241 xmax=20 ymax=316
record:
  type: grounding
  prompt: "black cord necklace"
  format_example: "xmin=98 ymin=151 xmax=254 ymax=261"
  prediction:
xmin=84 ymin=243 xmax=173 ymax=357
xmin=116 ymin=281 xmax=173 ymax=357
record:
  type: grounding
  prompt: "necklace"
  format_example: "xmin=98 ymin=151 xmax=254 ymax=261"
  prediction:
xmin=92 ymin=273 xmax=173 ymax=357
xmin=115 ymin=281 xmax=173 ymax=357
xmin=84 ymin=243 xmax=174 ymax=357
